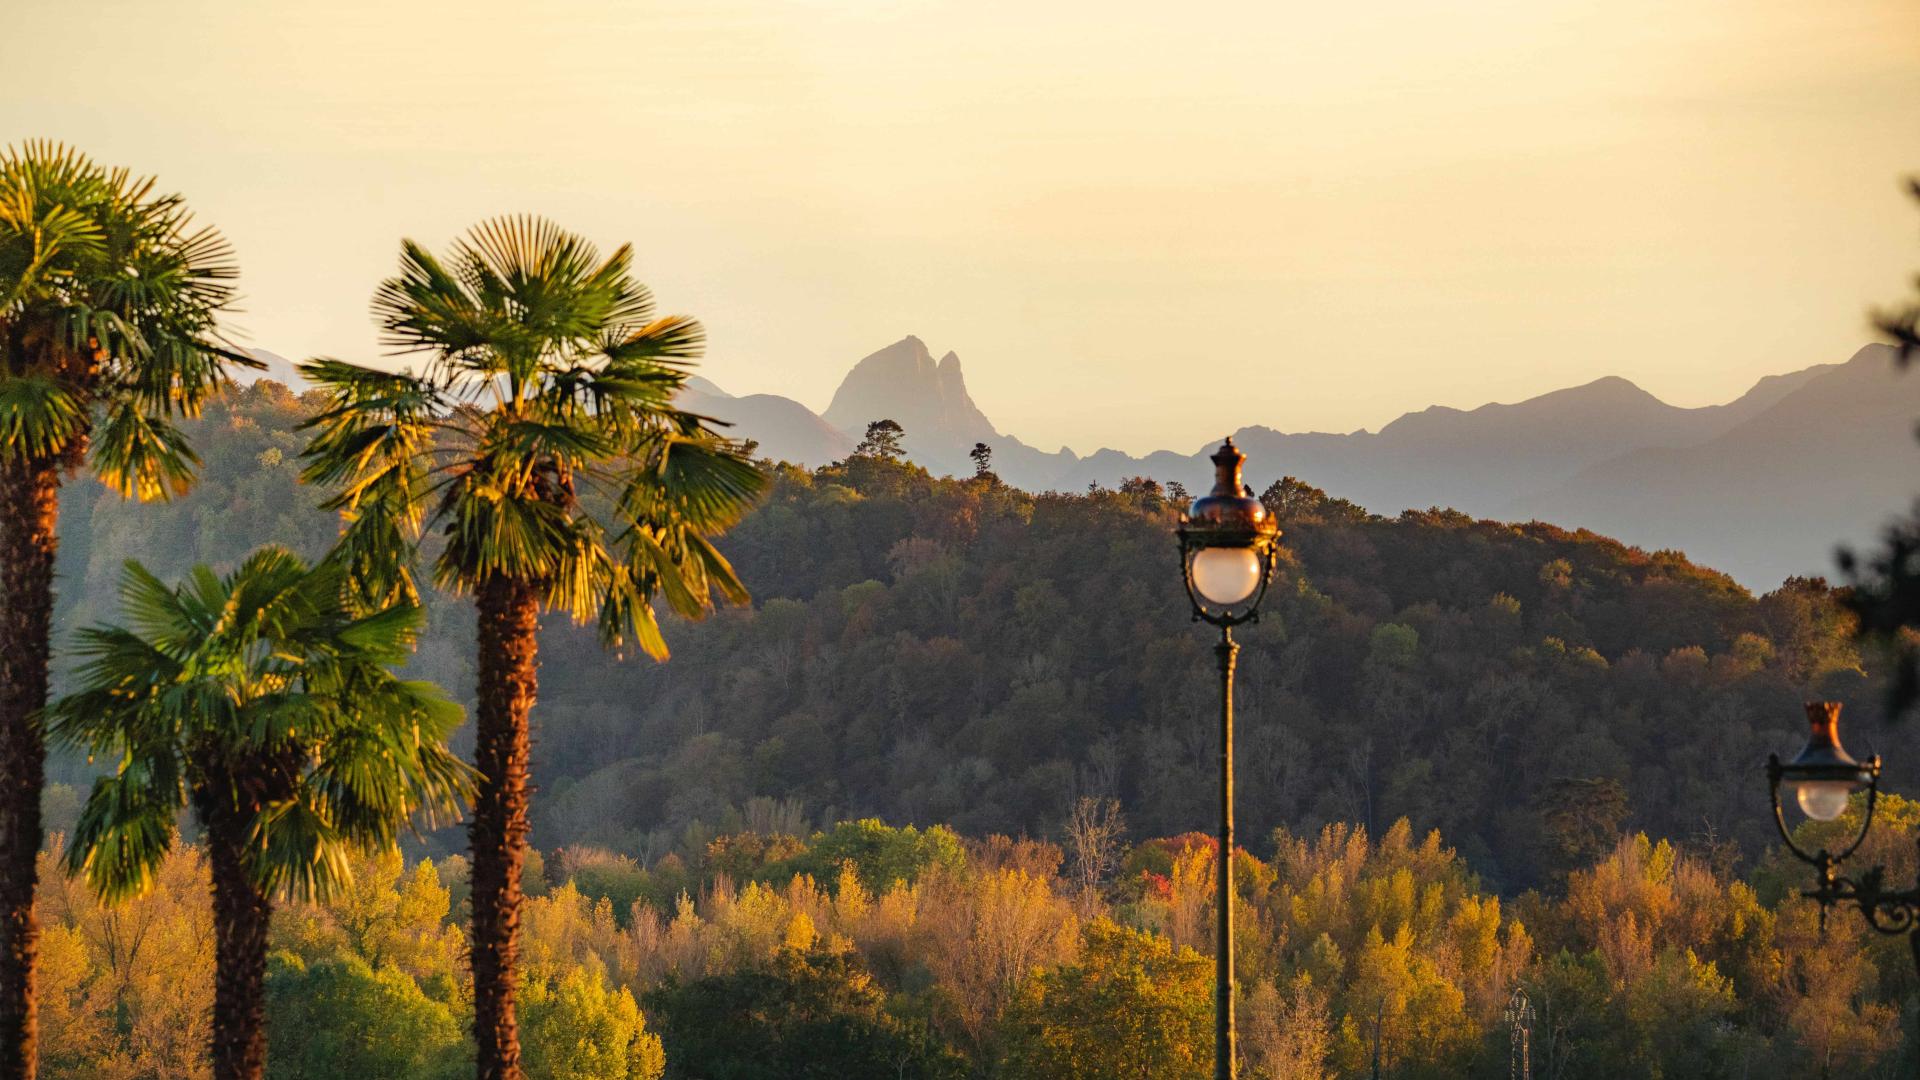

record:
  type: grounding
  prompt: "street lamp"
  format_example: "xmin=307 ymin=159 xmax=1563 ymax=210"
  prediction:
xmin=1177 ymin=437 xmax=1281 ymax=1080
xmin=1765 ymin=701 xmax=1920 ymax=973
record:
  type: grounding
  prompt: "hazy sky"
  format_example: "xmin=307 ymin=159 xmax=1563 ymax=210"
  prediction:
xmin=5 ymin=0 xmax=1917 ymax=453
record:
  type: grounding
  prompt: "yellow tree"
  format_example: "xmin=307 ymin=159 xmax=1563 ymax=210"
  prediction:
xmin=917 ymin=866 xmax=1078 ymax=1045
xmin=999 ymin=919 xmax=1211 ymax=1080
xmin=35 ymin=840 xmax=215 ymax=1079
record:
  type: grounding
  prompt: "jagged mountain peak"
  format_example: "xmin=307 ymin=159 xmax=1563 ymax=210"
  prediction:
xmin=822 ymin=336 xmax=997 ymax=460
xmin=848 ymin=334 xmax=935 ymax=373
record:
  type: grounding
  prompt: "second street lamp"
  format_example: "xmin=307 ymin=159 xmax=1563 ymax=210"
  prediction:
xmin=1764 ymin=701 xmax=1920 ymax=974
xmin=1177 ymin=437 xmax=1281 ymax=1080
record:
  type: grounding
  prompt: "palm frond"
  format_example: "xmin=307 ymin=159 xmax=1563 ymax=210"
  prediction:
xmin=251 ymin=796 xmax=352 ymax=902
xmin=595 ymin=568 xmax=671 ymax=660
xmin=0 ymin=374 xmax=88 ymax=462
xmin=297 ymin=358 xmax=443 ymax=607
xmin=115 ymin=560 xmax=199 ymax=650
xmin=308 ymin=721 xmax=473 ymax=838
xmin=434 ymin=470 xmax=579 ymax=587
xmin=601 ymin=313 xmax=705 ymax=367
xmin=488 ymin=416 xmax=616 ymax=467
xmin=334 ymin=602 xmax=425 ymax=666
xmin=89 ymin=398 xmax=200 ymax=501
xmin=623 ymin=527 xmax=705 ymax=619
xmin=66 ymin=763 xmax=181 ymax=903
xmin=687 ymin=532 xmax=751 ymax=607
xmin=372 ymin=239 xmax=502 ymax=367
xmin=621 ymin=434 xmax=766 ymax=533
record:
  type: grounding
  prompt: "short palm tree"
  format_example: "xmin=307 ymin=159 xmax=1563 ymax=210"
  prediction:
xmin=48 ymin=548 xmax=473 ymax=1080
xmin=0 ymin=141 xmax=243 ymax=1078
xmin=298 ymin=216 xmax=764 ymax=1079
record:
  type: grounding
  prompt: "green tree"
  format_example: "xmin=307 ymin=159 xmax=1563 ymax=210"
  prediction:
xmin=998 ymin=919 xmax=1212 ymax=1080
xmin=298 ymin=216 xmax=764 ymax=1080
xmin=853 ymin=420 xmax=906 ymax=462
xmin=316 ymin=847 xmax=465 ymax=995
xmin=968 ymin=441 xmax=993 ymax=480
xmin=0 ymin=141 xmax=243 ymax=1076
xmin=646 ymin=947 xmax=960 ymax=1080
xmin=1258 ymin=476 xmax=1367 ymax=524
xmin=47 ymin=549 xmax=472 ymax=1080
xmin=1540 ymin=777 xmax=1630 ymax=874
xmin=778 ymin=819 xmax=965 ymax=892
xmin=266 ymin=953 xmax=468 ymax=1080
xmin=1333 ymin=924 xmax=1476 ymax=1076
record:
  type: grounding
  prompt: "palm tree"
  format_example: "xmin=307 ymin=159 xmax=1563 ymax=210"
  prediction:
xmin=297 ymin=216 xmax=764 ymax=1079
xmin=0 ymin=141 xmax=243 ymax=1077
xmin=47 ymin=548 xmax=473 ymax=1080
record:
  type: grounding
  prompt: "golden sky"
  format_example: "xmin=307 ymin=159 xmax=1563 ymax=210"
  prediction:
xmin=5 ymin=0 xmax=1917 ymax=453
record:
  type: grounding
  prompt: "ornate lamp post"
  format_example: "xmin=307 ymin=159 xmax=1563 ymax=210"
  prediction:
xmin=1765 ymin=701 xmax=1920 ymax=973
xmin=1177 ymin=437 xmax=1281 ymax=1080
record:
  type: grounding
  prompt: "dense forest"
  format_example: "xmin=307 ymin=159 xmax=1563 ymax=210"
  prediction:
xmin=47 ymin=380 xmax=1893 ymax=891
xmin=30 ymin=378 xmax=1920 ymax=1076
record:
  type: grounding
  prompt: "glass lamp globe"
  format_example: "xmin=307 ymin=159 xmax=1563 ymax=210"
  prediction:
xmin=1793 ymin=780 xmax=1854 ymax=822
xmin=1776 ymin=702 xmax=1873 ymax=823
xmin=1191 ymin=546 xmax=1262 ymax=606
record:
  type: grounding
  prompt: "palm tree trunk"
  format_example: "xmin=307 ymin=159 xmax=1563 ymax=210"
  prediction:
xmin=206 ymin=815 xmax=272 ymax=1080
xmin=471 ymin=575 xmax=539 ymax=1080
xmin=0 ymin=458 xmax=58 ymax=1080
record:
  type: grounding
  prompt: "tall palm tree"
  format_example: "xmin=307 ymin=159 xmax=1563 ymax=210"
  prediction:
xmin=298 ymin=216 xmax=764 ymax=1079
xmin=0 ymin=141 xmax=243 ymax=1077
xmin=47 ymin=548 xmax=473 ymax=1080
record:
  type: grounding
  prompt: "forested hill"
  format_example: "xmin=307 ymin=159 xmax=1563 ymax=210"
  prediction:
xmin=48 ymin=382 xmax=1894 ymax=891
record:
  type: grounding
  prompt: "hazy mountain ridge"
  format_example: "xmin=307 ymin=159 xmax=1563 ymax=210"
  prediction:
xmin=679 ymin=376 xmax=855 ymax=466
xmin=252 ymin=335 xmax=1911 ymax=588
xmin=1184 ymin=363 xmax=1843 ymax=525
xmin=1512 ymin=344 xmax=1916 ymax=587
xmin=675 ymin=337 xmax=1905 ymax=588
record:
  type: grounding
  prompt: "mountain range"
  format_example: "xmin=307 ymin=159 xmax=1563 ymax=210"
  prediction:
xmin=678 ymin=336 xmax=1920 ymax=589
xmin=239 ymin=336 xmax=1920 ymax=589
